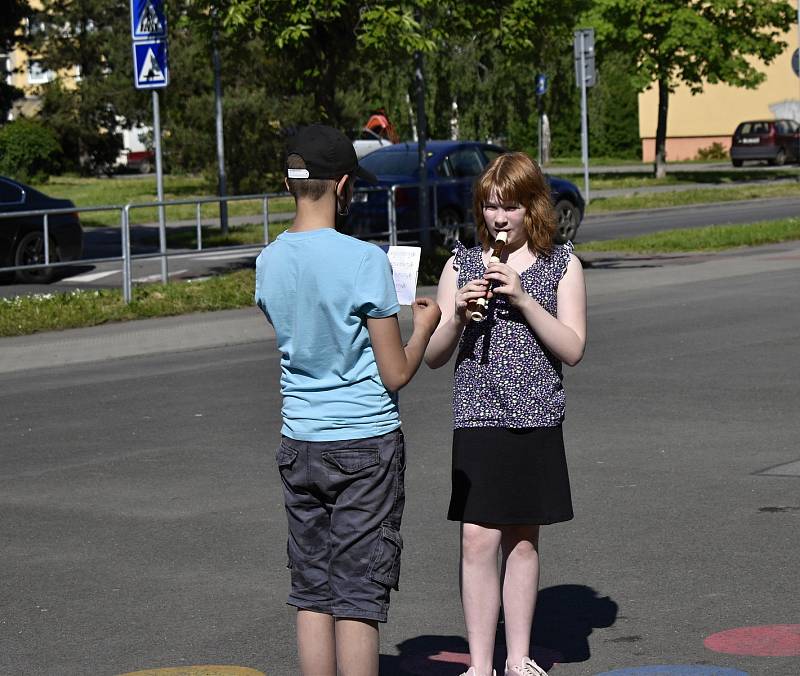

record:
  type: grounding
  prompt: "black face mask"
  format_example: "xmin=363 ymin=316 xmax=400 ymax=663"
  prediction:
xmin=335 ymin=181 xmax=351 ymax=231
xmin=335 ymin=209 xmax=351 ymax=232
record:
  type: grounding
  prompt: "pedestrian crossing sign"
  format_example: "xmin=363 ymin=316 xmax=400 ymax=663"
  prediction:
xmin=130 ymin=0 xmax=167 ymax=40
xmin=133 ymin=39 xmax=169 ymax=89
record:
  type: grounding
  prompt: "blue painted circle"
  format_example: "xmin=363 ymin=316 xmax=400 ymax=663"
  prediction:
xmin=595 ymin=667 xmax=747 ymax=676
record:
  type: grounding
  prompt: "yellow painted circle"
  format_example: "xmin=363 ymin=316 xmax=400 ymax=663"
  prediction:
xmin=116 ymin=667 xmax=265 ymax=676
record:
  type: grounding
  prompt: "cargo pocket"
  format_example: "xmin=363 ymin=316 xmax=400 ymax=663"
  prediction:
xmin=367 ymin=523 xmax=403 ymax=590
xmin=275 ymin=442 xmax=298 ymax=468
xmin=322 ymin=448 xmax=379 ymax=474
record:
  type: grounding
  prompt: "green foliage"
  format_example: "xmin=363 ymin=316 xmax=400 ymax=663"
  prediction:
xmin=587 ymin=0 xmax=795 ymax=172
xmin=1 ymin=0 xmax=29 ymax=120
xmin=695 ymin=142 xmax=728 ymax=161
xmin=0 ymin=117 xmax=63 ymax=181
xmin=26 ymin=0 xmax=147 ymax=174
xmin=588 ymin=0 xmax=796 ymax=95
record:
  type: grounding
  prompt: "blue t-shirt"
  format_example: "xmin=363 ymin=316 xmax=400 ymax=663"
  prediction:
xmin=254 ymin=228 xmax=401 ymax=441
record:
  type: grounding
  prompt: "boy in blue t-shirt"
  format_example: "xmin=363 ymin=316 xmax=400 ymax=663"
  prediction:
xmin=254 ymin=124 xmax=441 ymax=676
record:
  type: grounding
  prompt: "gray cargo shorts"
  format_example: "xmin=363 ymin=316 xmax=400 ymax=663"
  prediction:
xmin=275 ymin=428 xmax=405 ymax=623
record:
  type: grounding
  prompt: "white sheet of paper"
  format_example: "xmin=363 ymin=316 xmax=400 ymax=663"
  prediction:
xmin=386 ymin=246 xmax=421 ymax=306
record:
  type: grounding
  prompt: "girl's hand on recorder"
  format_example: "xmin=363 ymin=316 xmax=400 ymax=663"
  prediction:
xmin=454 ymin=278 xmax=489 ymax=323
xmin=484 ymin=262 xmax=527 ymax=308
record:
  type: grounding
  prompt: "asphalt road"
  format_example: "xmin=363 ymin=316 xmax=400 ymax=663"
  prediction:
xmin=1 ymin=244 xmax=799 ymax=676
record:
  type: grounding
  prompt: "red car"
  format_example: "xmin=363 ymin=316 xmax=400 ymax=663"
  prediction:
xmin=730 ymin=119 xmax=800 ymax=167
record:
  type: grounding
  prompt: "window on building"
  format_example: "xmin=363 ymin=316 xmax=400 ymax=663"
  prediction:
xmin=27 ymin=61 xmax=54 ymax=84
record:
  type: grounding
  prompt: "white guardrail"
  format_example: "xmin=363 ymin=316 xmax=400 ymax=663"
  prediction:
xmin=1 ymin=182 xmax=474 ymax=303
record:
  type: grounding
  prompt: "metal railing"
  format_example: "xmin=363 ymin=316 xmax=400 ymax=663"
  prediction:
xmin=1 ymin=180 xmax=476 ymax=302
xmin=351 ymin=178 xmax=477 ymax=246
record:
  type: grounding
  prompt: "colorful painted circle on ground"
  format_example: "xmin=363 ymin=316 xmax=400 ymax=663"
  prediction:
xmin=116 ymin=667 xmax=265 ymax=676
xmin=705 ymin=624 xmax=800 ymax=657
xmin=594 ymin=667 xmax=747 ymax=676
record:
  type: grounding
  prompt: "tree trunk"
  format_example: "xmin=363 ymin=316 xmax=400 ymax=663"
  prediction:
xmin=654 ymin=78 xmax=669 ymax=179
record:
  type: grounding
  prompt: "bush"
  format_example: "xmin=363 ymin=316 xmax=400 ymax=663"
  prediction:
xmin=696 ymin=142 xmax=728 ymax=161
xmin=0 ymin=118 xmax=63 ymax=181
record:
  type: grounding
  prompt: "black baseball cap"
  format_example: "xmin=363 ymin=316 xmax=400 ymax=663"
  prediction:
xmin=286 ymin=124 xmax=378 ymax=184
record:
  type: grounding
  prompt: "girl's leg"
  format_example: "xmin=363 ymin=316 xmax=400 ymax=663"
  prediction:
xmin=461 ymin=522 xmax=503 ymax=676
xmin=500 ymin=525 xmax=541 ymax=668
xmin=335 ymin=618 xmax=380 ymax=676
xmin=297 ymin=609 xmax=336 ymax=676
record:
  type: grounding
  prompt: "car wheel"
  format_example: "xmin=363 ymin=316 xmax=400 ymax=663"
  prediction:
xmin=138 ymin=160 xmax=152 ymax=174
xmin=554 ymin=199 xmax=580 ymax=244
xmin=435 ymin=207 xmax=464 ymax=249
xmin=770 ymin=148 xmax=786 ymax=166
xmin=14 ymin=231 xmax=58 ymax=284
xmin=732 ymin=159 xmax=743 ymax=167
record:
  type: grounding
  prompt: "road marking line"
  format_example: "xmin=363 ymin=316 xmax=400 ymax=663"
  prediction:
xmin=62 ymin=270 xmax=119 ymax=282
xmin=133 ymin=269 xmax=189 ymax=283
xmin=194 ymin=251 xmax=259 ymax=261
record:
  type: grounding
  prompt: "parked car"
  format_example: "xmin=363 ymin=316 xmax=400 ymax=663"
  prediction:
xmin=0 ymin=176 xmax=83 ymax=283
xmin=730 ymin=119 xmax=800 ymax=167
xmin=346 ymin=141 xmax=585 ymax=245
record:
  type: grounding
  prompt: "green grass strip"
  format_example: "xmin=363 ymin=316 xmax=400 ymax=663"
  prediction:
xmin=588 ymin=182 xmax=800 ymax=212
xmin=576 ymin=217 xmax=800 ymax=253
xmin=0 ymin=269 xmax=255 ymax=337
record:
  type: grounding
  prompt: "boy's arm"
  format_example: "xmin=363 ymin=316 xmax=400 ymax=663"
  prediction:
xmin=367 ymin=298 xmax=441 ymax=392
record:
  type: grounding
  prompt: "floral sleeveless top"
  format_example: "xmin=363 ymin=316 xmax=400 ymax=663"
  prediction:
xmin=452 ymin=240 xmax=573 ymax=429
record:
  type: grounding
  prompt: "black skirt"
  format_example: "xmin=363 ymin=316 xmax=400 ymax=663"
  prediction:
xmin=448 ymin=426 xmax=574 ymax=525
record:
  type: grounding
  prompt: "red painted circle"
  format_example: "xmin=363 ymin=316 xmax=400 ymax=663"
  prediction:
xmin=704 ymin=624 xmax=800 ymax=657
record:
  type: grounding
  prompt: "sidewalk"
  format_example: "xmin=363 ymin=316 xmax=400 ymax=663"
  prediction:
xmin=2 ymin=241 xmax=799 ymax=375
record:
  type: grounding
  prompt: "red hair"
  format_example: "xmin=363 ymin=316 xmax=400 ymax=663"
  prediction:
xmin=472 ymin=152 xmax=556 ymax=256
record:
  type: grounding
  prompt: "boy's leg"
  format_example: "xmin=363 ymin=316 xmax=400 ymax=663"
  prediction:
xmin=335 ymin=618 xmax=380 ymax=676
xmin=461 ymin=522 xmax=502 ymax=676
xmin=297 ymin=609 xmax=336 ymax=676
xmin=500 ymin=525 xmax=541 ymax=668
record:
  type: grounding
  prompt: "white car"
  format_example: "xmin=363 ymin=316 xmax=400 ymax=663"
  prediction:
xmin=352 ymin=128 xmax=395 ymax=159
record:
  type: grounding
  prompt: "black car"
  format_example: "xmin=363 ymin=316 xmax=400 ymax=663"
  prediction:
xmin=348 ymin=141 xmax=585 ymax=245
xmin=0 ymin=176 xmax=83 ymax=283
xmin=730 ymin=119 xmax=800 ymax=167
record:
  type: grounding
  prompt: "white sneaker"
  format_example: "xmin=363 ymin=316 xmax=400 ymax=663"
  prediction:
xmin=504 ymin=656 xmax=548 ymax=676
xmin=459 ymin=668 xmax=497 ymax=676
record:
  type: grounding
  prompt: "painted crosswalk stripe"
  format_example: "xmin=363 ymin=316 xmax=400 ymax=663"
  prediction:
xmin=62 ymin=270 xmax=120 ymax=283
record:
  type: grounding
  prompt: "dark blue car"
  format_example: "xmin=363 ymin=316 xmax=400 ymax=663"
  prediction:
xmin=346 ymin=141 xmax=585 ymax=245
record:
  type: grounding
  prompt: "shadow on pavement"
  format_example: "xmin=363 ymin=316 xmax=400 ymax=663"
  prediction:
xmin=379 ymin=585 xmax=618 ymax=674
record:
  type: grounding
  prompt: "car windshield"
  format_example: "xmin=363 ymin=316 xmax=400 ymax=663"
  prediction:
xmin=738 ymin=122 xmax=770 ymax=135
xmin=360 ymin=150 xmax=419 ymax=176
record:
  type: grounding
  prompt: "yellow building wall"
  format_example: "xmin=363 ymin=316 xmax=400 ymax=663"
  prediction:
xmin=638 ymin=27 xmax=800 ymax=161
xmin=4 ymin=0 xmax=79 ymax=120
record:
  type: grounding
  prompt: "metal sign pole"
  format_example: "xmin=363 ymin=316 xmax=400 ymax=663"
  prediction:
xmin=580 ymin=32 xmax=590 ymax=205
xmin=152 ymin=89 xmax=167 ymax=283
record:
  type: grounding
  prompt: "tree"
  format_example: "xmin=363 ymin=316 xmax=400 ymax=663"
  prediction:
xmin=26 ymin=0 xmax=150 ymax=173
xmin=0 ymin=0 xmax=29 ymax=121
xmin=588 ymin=0 xmax=796 ymax=177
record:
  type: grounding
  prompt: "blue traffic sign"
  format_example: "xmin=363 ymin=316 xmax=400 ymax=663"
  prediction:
xmin=132 ymin=39 xmax=169 ymax=89
xmin=792 ymin=48 xmax=799 ymax=78
xmin=535 ymin=73 xmax=548 ymax=96
xmin=130 ymin=0 xmax=167 ymax=40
